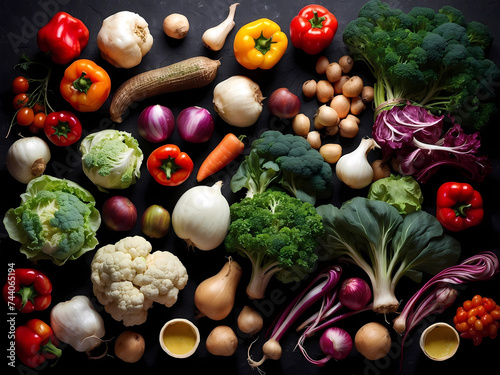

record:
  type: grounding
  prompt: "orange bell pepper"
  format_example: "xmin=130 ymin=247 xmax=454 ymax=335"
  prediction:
xmin=233 ymin=18 xmax=288 ymax=70
xmin=60 ymin=59 xmax=111 ymax=112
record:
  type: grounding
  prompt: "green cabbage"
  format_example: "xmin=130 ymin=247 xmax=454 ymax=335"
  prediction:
xmin=367 ymin=174 xmax=423 ymax=215
xmin=80 ymin=129 xmax=143 ymax=191
xmin=3 ymin=175 xmax=101 ymax=265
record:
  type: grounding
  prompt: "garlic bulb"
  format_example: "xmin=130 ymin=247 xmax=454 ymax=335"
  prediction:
xmin=6 ymin=137 xmax=51 ymax=183
xmin=213 ymin=76 xmax=264 ymax=127
xmin=335 ymin=138 xmax=379 ymax=189
xmin=96 ymin=11 xmax=153 ymax=69
xmin=202 ymin=3 xmax=239 ymax=51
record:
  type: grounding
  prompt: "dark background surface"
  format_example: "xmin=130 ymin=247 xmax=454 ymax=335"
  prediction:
xmin=1 ymin=1 xmax=499 ymax=374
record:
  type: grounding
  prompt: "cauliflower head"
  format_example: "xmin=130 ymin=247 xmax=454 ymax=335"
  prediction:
xmin=90 ymin=236 xmax=188 ymax=326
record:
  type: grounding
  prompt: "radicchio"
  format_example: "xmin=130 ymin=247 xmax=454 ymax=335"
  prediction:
xmin=373 ymin=104 xmax=491 ymax=182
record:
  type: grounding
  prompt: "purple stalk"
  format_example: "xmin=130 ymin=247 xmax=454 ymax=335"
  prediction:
xmin=393 ymin=251 xmax=499 ymax=368
xmin=270 ymin=266 xmax=342 ymax=341
xmin=248 ymin=266 xmax=342 ymax=370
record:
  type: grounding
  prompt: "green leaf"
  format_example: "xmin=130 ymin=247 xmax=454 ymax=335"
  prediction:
xmin=392 ymin=210 xmax=461 ymax=276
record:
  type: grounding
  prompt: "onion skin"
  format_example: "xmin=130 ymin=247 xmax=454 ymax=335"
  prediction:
xmin=138 ymin=105 xmax=175 ymax=143
xmin=102 ymin=196 xmax=137 ymax=231
xmin=177 ymin=106 xmax=214 ymax=143
xmin=268 ymin=88 xmax=301 ymax=119
xmin=141 ymin=204 xmax=171 ymax=238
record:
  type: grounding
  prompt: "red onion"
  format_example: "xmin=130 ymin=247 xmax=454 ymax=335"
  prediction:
xmin=267 ymin=88 xmax=301 ymax=119
xmin=138 ymin=105 xmax=175 ymax=143
xmin=319 ymin=327 xmax=353 ymax=361
xmin=339 ymin=277 xmax=372 ymax=310
xmin=176 ymin=106 xmax=214 ymax=143
xmin=102 ymin=196 xmax=137 ymax=231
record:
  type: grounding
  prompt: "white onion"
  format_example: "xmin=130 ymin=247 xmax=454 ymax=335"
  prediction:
xmin=213 ymin=76 xmax=264 ymax=127
xmin=6 ymin=137 xmax=51 ymax=183
xmin=172 ymin=181 xmax=230 ymax=250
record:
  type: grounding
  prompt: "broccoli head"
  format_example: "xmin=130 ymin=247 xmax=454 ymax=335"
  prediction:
xmin=231 ymin=131 xmax=333 ymax=204
xmin=224 ymin=189 xmax=324 ymax=299
xmin=343 ymin=0 xmax=500 ymax=130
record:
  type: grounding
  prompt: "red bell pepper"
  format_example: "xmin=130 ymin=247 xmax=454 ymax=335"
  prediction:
xmin=436 ymin=182 xmax=484 ymax=232
xmin=2 ymin=269 xmax=52 ymax=313
xmin=147 ymin=144 xmax=194 ymax=186
xmin=43 ymin=110 xmax=82 ymax=147
xmin=289 ymin=5 xmax=338 ymax=55
xmin=37 ymin=12 xmax=89 ymax=65
xmin=15 ymin=319 xmax=62 ymax=368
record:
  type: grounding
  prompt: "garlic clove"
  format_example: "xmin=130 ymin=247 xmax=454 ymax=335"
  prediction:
xmin=202 ymin=3 xmax=239 ymax=51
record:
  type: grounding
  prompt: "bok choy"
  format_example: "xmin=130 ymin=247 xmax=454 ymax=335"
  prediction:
xmin=316 ymin=197 xmax=461 ymax=314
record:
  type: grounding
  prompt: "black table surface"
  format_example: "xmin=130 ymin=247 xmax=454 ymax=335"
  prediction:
xmin=1 ymin=1 xmax=499 ymax=375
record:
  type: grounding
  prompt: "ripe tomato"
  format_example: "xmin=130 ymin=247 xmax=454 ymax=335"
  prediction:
xmin=32 ymin=112 xmax=47 ymax=129
xmin=12 ymin=76 xmax=29 ymax=94
xmin=13 ymin=93 xmax=29 ymax=110
xmin=16 ymin=107 xmax=35 ymax=126
xmin=32 ymin=102 xmax=45 ymax=114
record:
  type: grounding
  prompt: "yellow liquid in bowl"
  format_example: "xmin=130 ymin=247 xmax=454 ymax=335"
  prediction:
xmin=423 ymin=325 xmax=458 ymax=359
xmin=162 ymin=321 xmax=198 ymax=355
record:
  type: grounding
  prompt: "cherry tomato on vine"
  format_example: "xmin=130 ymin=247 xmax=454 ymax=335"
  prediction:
xmin=12 ymin=76 xmax=29 ymax=94
xmin=32 ymin=102 xmax=45 ymax=114
xmin=13 ymin=93 xmax=29 ymax=110
xmin=32 ymin=112 xmax=47 ymax=129
xmin=16 ymin=107 xmax=35 ymax=126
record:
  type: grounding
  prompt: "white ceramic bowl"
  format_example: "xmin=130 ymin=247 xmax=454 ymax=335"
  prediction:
xmin=159 ymin=318 xmax=200 ymax=359
xmin=419 ymin=322 xmax=460 ymax=361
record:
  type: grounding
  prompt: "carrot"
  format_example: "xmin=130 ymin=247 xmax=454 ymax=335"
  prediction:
xmin=109 ymin=56 xmax=221 ymax=123
xmin=197 ymin=133 xmax=245 ymax=182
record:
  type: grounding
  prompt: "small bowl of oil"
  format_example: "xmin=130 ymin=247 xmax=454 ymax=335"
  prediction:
xmin=419 ymin=322 xmax=460 ymax=361
xmin=159 ymin=318 xmax=200 ymax=359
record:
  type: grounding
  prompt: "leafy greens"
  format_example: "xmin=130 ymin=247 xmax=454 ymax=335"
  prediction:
xmin=316 ymin=197 xmax=461 ymax=313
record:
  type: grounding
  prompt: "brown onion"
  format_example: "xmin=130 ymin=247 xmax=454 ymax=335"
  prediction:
xmin=338 ymin=55 xmax=354 ymax=73
xmin=292 ymin=113 xmax=311 ymax=136
xmin=302 ymin=80 xmax=317 ymax=99
xmin=334 ymin=75 xmax=350 ymax=95
xmin=315 ymin=56 xmax=330 ymax=74
xmin=268 ymin=88 xmax=301 ymax=119
xmin=316 ymin=80 xmax=334 ymax=103
xmin=326 ymin=62 xmax=342 ymax=83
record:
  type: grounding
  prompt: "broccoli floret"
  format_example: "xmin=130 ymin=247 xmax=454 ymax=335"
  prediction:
xmin=466 ymin=21 xmax=493 ymax=50
xmin=432 ymin=23 xmax=469 ymax=46
xmin=421 ymin=33 xmax=447 ymax=62
xmin=438 ymin=5 xmax=466 ymax=26
xmin=224 ymin=189 xmax=324 ymax=299
xmin=231 ymin=131 xmax=333 ymax=204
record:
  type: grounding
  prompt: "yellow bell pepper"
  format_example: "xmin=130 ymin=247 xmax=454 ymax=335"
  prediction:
xmin=233 ymin=18 xmax=288 ymax=70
